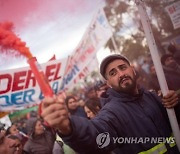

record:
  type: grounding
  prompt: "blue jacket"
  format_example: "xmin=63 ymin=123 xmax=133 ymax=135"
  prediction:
xmin=60 ymin=88 xmax=179 ymax=154
xmin=69 ymin=106 xmax=87 ymax=118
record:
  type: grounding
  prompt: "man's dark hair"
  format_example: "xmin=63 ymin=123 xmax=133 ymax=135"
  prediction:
xmin=84 ymin=98 xmax=101 ymax=115
xmin=161 ymin=54 xmax=173 ymax=65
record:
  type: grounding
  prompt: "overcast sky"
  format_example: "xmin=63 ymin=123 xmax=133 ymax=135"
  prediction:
xmin=0 ymin=0 xmax=106 ymax=70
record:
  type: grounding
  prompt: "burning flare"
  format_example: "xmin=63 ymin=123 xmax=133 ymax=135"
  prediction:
xmin=0 ymin=21 xmax=32 ymax=58
xmin=0 ymin=21 xmax=53 ymax=100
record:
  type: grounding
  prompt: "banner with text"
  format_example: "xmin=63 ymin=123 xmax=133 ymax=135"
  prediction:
xmin=0 ymin=58 xmax=67 ymax=111
xmin=72 ymin=55 xmax=100 ymax=85
xmin=60 ymin=7 xmax=112 ymax=90
xmin=165 ymin=1 xmax=180 ymax=29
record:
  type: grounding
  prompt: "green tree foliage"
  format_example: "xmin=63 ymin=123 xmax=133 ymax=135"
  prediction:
xmin=145 ymin=0 xmax=180 ymax=36
xmin=104 ymin=0 xmax=180 ymax=61
xmin=121 ymin=33 xmax=149 ymax=61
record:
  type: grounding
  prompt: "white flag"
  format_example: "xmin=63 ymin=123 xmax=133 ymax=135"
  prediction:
xmin=60 ymin=6 xmax=113 ymax=90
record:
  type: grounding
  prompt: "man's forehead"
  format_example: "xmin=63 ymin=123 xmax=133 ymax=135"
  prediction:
xmin=106 ymin=59 xmax=129 ymax=69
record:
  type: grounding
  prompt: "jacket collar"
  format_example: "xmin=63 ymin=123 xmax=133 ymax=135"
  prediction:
xmin=107 ymin=87 xmax=144 ymax=103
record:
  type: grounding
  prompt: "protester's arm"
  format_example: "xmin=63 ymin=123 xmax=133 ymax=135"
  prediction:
xmin=150 ymin=90 xmax=180 ymax=124
xmin=41 ymin=96 xmax=120 ymax=153
xmin=162 ymin=90 xmax=179 ymax=109
xmin=59 ymin=108 xmax=120 ymax=153
xmin=41 ymin=96 xmax=72 ymax=135
xmin=162 ymin=90 xmax=180 ymax=123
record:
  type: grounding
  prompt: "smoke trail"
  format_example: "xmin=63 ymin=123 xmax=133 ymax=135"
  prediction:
xmin=0 ymin=21 xmax=32 ymax=58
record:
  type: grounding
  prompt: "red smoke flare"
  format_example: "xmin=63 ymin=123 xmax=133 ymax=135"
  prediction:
xmin=0 ymin=22 xmax=32 ymax=59
xmin=0 ymin=22 xmax=53 ymax=116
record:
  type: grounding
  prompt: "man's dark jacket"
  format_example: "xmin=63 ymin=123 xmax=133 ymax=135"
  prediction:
xmin=60 ymin=88 xmax=180 ymax=154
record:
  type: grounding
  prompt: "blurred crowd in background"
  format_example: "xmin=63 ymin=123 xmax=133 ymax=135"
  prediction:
xmin=0 ymin=43 xmax=180 ymax=154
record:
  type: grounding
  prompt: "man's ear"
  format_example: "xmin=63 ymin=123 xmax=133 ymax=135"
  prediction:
xmin=131 ymin=66 xmax=136 ymax=76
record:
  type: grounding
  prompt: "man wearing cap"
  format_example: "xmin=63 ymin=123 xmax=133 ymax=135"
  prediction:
xmin=167 ymin=44 xmax=180 ymax=65
xmin=41 ymin=54 xmax=180 ymax=154
xmin=161 ymin=54 xmax=180 ymax=91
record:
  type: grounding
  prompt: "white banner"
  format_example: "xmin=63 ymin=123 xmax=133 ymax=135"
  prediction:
xmin=0 ymin=58 xmax=67 ymax=111
xmin=72 ymin=55 xmax=99 ymax=85
xmin=60 ymin=7 xmax=112 ymax=90
xmin=165 ymin=1 xmax=180 ymax=29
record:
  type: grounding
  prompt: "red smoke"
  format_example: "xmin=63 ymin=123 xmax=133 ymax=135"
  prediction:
xmin=0 ymin=0 xmax=87 ymax=31
xmin=0 ymin=22 xmax=32 ymax=58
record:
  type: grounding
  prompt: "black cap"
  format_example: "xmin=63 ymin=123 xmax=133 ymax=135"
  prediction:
xmin=161 ymin=54 xmax=173 ymax=65
xmin=100 ymin=54 xmax=130 ymax=79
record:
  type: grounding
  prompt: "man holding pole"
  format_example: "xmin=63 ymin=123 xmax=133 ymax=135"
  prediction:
xmin=41 ymin=54 xmax=180 ymax=154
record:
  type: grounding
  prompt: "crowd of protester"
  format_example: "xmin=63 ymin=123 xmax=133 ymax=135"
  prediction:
xmin=0 ymin=44 xmax=180 ymax=153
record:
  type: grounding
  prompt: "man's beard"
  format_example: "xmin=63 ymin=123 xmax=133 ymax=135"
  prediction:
xmin=116 ymin=75 xmax=136 ymax=94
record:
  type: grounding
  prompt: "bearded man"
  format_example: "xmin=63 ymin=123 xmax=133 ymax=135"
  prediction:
xmin=41 ymin=54 xmax=180 ymax=154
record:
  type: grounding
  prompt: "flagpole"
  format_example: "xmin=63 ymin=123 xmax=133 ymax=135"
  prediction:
xmin=111 ymin=35 xmax=119 ymax=53
xmin=59 ymin=55 xmax=71 ymax=91
xmin=102 ymin=7 xmax=119 ymax=53
xmin=135 ymin=0 xmax=180 ymax=150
